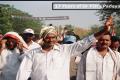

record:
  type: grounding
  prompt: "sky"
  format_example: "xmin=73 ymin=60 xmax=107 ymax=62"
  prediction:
xmin=0 ymin=1 xmax=101 ymax=29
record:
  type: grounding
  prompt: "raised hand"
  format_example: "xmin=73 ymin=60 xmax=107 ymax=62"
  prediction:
xmin=17 ymin=42 xmax=24 ymax=49
xmin=104 ymin=16 xmax=113 ymax=32
xmin=17 ymin=41 xmax=26 ymax=54
xmin=94 ymin=16 xmax=114 ymax=40
xmin=0 ymin=39 xmax=7 ymax=54
xmin=0 ymin=39 xmax=7 ymax=48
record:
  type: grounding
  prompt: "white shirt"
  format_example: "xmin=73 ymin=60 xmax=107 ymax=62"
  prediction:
xmin=24 ymin=41 xmax=40 ymax=54
xmin=16 ymin=35 xmax=96 ymax=80
xmin=28 ymin=41 xmax=40 ymax=50
xmin=0 ymin=48 xmax=21 ymax=80
xmin=20 ymin=41 xmax=40 ymax=60
xmin=77 ymin=47 xmax=114 ymax=80
xmin=96 ymin=51 xmax=114 ymax=80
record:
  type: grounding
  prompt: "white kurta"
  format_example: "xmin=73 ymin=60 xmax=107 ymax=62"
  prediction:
xmin=16 ymin=35 xmax=96 ymax=80
xmin=28 ymin=41 xmax=40 ymax=50
xmin=77 ymin=47 xmax=120 ymax=80
xmin=19 ymin=41 xmax=40 ymax=61
xmin=0 ymin=48 xmax=21 ymax=80
xmin=24 ymin=41 xmax=40 ymax=54
xmin=86 ymin=47 xmax=114 ymax=80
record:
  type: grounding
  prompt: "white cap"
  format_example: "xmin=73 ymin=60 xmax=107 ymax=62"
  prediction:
xmin=23 ymin=28 xmax=34 ymax=34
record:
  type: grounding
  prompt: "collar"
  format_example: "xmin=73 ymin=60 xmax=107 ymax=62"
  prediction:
xmin=27 ymin=40 xmax=34 ymax=46
xmin=40 ymin=44 xmax=60 ymax=53
xmin=93 ymin=47 xmax=111 ymax=58
xmin=53 ymin=44 xmax=60 ymax=51
xmin=108 ymin=47 xmax=115 ymax=54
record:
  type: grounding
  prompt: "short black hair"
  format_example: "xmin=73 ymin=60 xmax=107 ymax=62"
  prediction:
xmin=98 ymin=32 xmax=112 ymax=41
xmin=111 ymin=36 xmax=120 ymax=42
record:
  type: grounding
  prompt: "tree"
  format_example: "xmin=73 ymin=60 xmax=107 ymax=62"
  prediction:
xmin=97 ymin=1 xmax=120 ymax=36
xmin=64 ymin=24 xmax=74 ymax=31
xmin=97 ymin=1 xmax=120 ymax=21
xmin=11 ymin=6 xmax=43 ymax=34
xmin=88 ymin=24 xmax=99 ymax=34
xmin=0 ymin=4 xmax=13 ymax=34
xmin=0 ymin=4 xmax=43 ymax=34
xmin=12 ymin=17 xmax=43 ymax=34
xmin=74 ymin=27 xmax=89 ymax=38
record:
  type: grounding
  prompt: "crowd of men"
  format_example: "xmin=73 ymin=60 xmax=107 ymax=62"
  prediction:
xmin=0 ymin=16 xmax=120 ymax=80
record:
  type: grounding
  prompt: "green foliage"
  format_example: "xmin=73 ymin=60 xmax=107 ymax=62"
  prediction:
xmin=116 ymin=26 xmax=120 ymax=36
xmin=0 ymin=4 xmax=43 ymax=34
xmin=12 ymin=17 xmax=43 ymax=34
xmin=88 ymin=24 xmax=100 ymax=35
xmin=0 ymin=4 xmax=13 ymax=34
xmin=64 ymin=24 xmax=74 ymax=31
xmin=97 ymin=1 xmax=120 ymax=21
xmin=97 ymin=1 xmax=120 ymax=36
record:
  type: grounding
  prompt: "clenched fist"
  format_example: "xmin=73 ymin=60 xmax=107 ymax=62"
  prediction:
xmin=104 ymin=16 xmax=113 ymax=32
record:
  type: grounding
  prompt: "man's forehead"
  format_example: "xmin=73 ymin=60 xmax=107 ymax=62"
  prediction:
xmin=46 ymin=33 xmax=57 ymax=37
xmin=99 ymin=35 xmax=111 ymax=40
xmin=5 ymin=38 xmax=17 ymax=42
xmin=7 ymin=37 xmax=15 ymax=40
xmin=103 ymin=34 xmax=111 ymax=37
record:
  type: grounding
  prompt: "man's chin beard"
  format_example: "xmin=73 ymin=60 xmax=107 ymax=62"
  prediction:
xmin=7 ymin=45 xmax=17 ymax=50
xmin=42 ymin=43 xmax=54 ymax=49
xmin=8 ymin=47 xmax=15 ymax=50
xmin=46 ymin=44 xmax=54 ymax=48
xmin=97 ymin=46 xmax=108 ymax=51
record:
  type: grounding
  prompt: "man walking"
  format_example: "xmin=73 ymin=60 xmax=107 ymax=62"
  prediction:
xmin=16 ymin=17 xmax=113 ymax=80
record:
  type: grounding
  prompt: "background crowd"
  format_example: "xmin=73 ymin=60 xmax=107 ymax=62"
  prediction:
xmin=0 ymin=16 xmax=120 ymax=80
